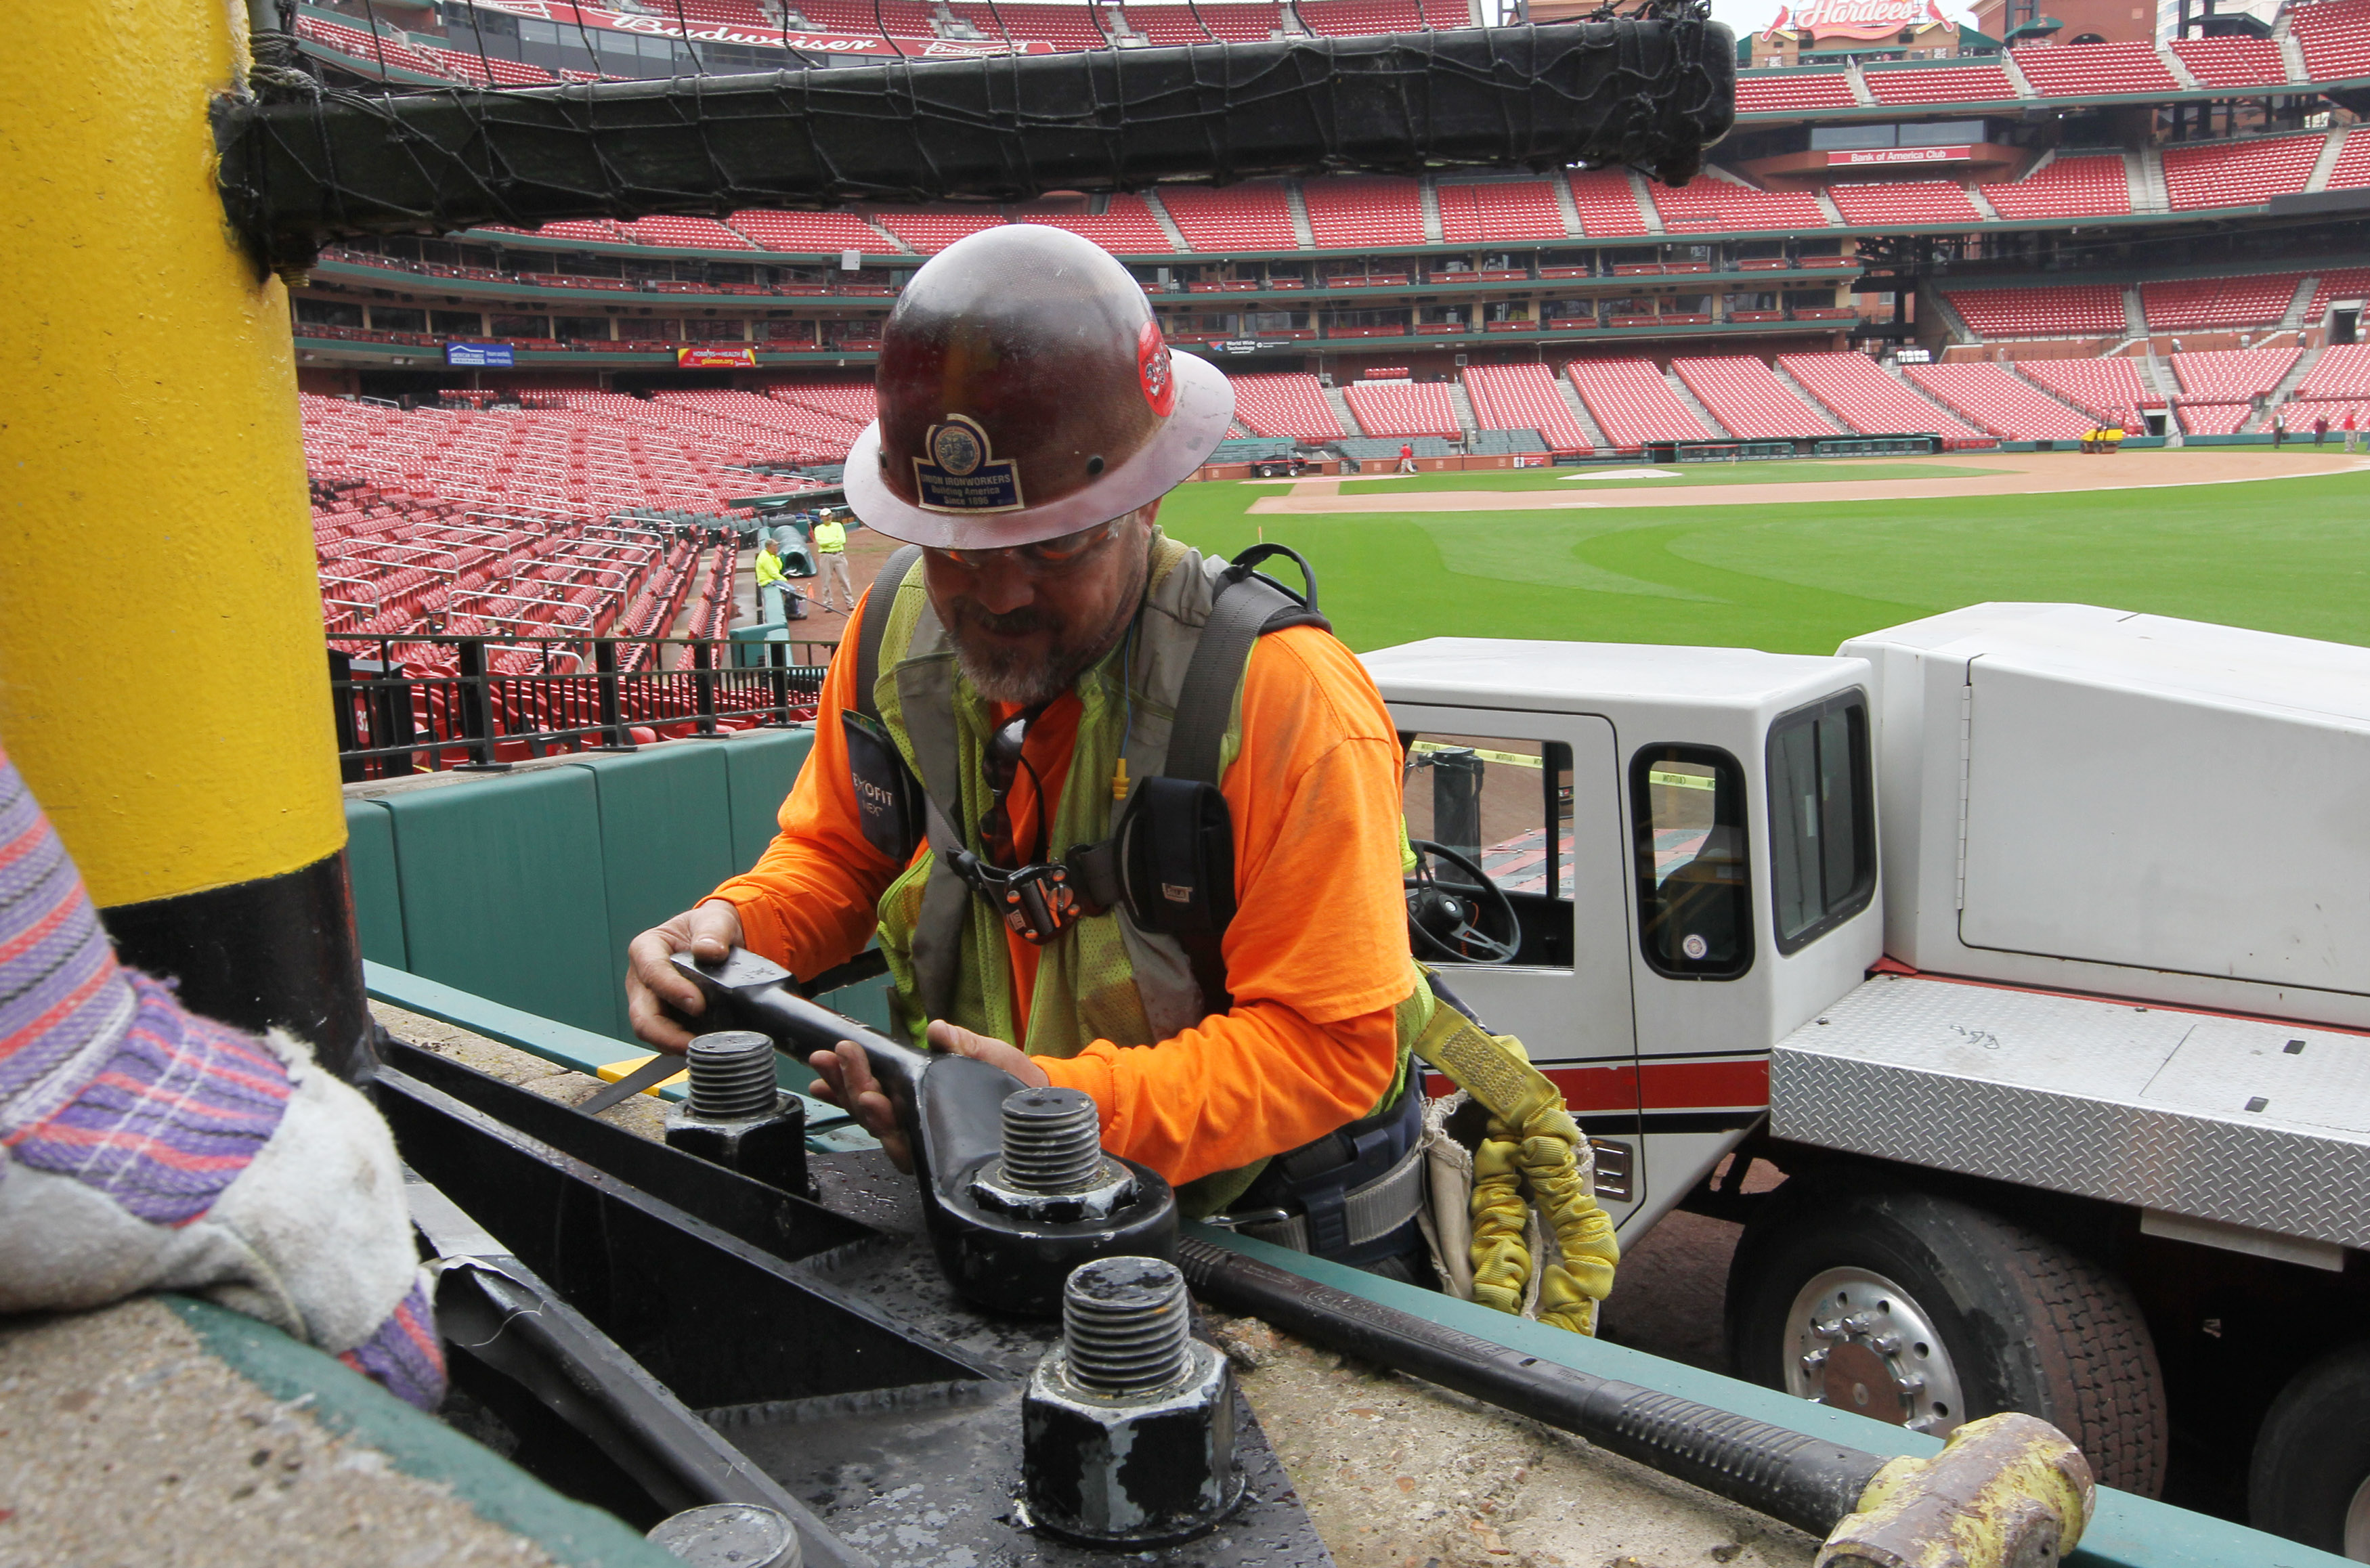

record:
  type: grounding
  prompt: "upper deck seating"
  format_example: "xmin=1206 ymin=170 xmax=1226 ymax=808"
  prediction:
xmin=1565 ymin=170 xmax=1650 ymax=236
xmin=1157 ymin=183 xmax=1299 ymax=251
xmin=1010 ymin=196 xmax=1170 ymax=251
xmin=1297 ymin=0 xmax=1423 ymax=32
xmin=2010 ymin=43 xmax=2179 ymax=97
xmin=1826 ymin=181 xmax=1983 ymax=225
xmin=2292 ymin=0 xmax=2370 ymax=81
xmin=2161 ymin=135 xmax=2324 ymax=210
xmin=2138 ymin=274 xmax=2302 ymax=330
xmin=1733 ymin=71 xmax=1857 ymax=112
xmin=622 ymin=216 xmax=758 ymax=251
xmin=1645 ymin=177 xmax=1827 ymax=233
xmin=1862 ymin=64 xmax=2017 ymax=104
xmin=1435 ymin=180 xmax=1569 ymax=242
xmin=727 ymin=211 xmax=903 ymax=253
xmin=2170 ymin=36 xmax=2290 ymax=88
xmin=1302 ymin=177 xmax=1427 ymax=246
xmin=871 ymin=208 xmax=1008 ymax=253
xmin=1979 ymin=154 xmax=2132 ymax=220
xmin=1943 ymin=284 xmax=2128 ymax=337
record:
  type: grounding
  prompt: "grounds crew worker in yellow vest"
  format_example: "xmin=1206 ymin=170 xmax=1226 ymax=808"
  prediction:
xmin=813 ymin=513 xmax=855 ymax=614
xmin=626 ymin=226 xmax=1615 ymax=1323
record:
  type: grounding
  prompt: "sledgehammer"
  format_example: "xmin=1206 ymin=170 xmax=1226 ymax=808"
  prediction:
xmin=1177 ymin=1236 xmax=2093 ymax=1568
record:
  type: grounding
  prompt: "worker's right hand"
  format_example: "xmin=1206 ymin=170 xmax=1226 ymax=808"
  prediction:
xmin=624 ymin=900 xmax=744 ymax=1052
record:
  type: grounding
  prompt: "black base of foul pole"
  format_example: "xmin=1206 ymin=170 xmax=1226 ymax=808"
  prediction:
xmin=100 ymin=849 xmax=378 ymax=1086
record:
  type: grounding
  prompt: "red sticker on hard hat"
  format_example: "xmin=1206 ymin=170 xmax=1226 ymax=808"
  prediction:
xmin=1138 ymin=320 xmax=1176 ymax=418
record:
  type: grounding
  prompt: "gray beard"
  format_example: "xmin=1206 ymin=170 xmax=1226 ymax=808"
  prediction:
xmin=953 ymin=635 xmax=1103 ymax=707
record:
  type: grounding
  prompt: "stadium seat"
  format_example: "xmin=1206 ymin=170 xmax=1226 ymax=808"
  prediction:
xmin=1979 ymin=154 xmax=2132 ymax=220
xmin=1341 ymin=380 xmax=1461 ymax=438
xmin=2014 ymin=357 xmax=2150 ymax=427
xmin=1228 ymin=373 xmax=1345 ymax=439
xmin=1904 ymin=363 xmax=2091 ymax=439
xmin=1943 ymin=284 xmax=2128 ymax=338
xmin=1157 ymin=183 xmax=1299 ymax=251
xmin=2009 ymin=43 xmax=2178 ymax=97
xmin=1301 ymin=177 xmax=1427 ymax=246
xmin=1733 ymin=72 xmax=1857 ymax=112
xmin=1564 ymin=171 xmax=1651 ymax=236
xmin=1459 ymin=364 xmax=1595 ymax=453
xmin=727 ymin=211 xmax=904 ymax=253
xmin=2291 ymin=0 xmax=2370 ymax=83
xmin=1645 ymin=177 xmax=1828 ymax=233
xmin=2161 ymin=135 xmax=2323 ymax=211
xmin=1434 ymin=180 xmax=1568 ymax=242
xmin=1826 ymin=181 xmax=1983 ymax=226
xmin=1010 ymin=196 xmax=1170 ymax=251
xmin=2170 ymin=36 xmax=2290 ymax=89
xmin=2138 ymin=274 xmax=2302 ymax=331
xmin=2170 ymin=347 xmax=2300 ymax=401
xmin=1563 ymin=360 xmax=1715 ymax=451
xmin=1671 ymin=357 xmax=1836 ymax=439
xmin=871 ymin=208 xmax=1010 ymax=253
xmin=1778 ymin=353 xmax=1987 ymax=441
xmin=1861 ymin=64 xmax=2017 ymax=105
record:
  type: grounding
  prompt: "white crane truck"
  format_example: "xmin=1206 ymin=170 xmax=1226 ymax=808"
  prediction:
xmin=1362 ymin=603 xmax=2370 ymax=1560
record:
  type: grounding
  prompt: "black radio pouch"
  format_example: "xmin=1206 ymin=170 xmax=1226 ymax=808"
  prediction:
xmin=842 ymin=708 xmax=923 ymax=865
xmin=1115 ymin=775 xmax=1235 ymax=938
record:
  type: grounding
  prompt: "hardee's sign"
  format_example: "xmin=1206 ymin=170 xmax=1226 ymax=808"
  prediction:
xmin=1765 ymin=0 xmax=1952 ymax=41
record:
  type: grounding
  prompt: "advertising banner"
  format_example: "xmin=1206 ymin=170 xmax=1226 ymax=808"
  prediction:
xmin=1826 ymin=145 xmax=1973 ymax=165
xmin=1764 ymin=0 xmax=1951 ymax=39
xmin=473 ymin=0 xmax=1056 ymax=58
xmin=678 ymin=345 xmax=758 ymax=368
xmin=446 ymin=341 xmax=517 ymax=367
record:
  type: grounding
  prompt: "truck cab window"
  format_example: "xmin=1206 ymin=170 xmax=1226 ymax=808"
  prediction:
xmin=1767 ymin=690 xmax=1875 ymax=953
xmin=1400 ymin=734 xmax=1575 ymax=967
xmin=1631 ymin=745 xmax=1750 ymax=978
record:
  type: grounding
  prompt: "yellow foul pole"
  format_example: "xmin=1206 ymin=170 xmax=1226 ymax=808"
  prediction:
xmin=0 ymin=1 xmax=372 ymax=1077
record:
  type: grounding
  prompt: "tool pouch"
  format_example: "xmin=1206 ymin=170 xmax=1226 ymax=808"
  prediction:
xmin=1115 ymin=775 xmax=1236 ymax=938
xmin=842 ymin=710 xmax=923 ymax=865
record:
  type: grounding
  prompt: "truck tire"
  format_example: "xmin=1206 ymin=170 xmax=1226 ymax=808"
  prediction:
xmin=1726 ymin=1175 xmax=2168 ymax=1496
xmin=2249 ymin=1341 xmax=2370 ymax=1559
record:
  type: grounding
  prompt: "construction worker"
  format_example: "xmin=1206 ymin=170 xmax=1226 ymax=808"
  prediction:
xmin=753 ymin=536 xmax=792 ymax=631
xmin=813 ymin=510 xmax=855 ymax=613
xmin=624 ymin=227 xmax=1614 ymax=1306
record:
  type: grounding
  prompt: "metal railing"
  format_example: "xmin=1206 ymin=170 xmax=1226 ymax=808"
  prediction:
xmin=329 ymin=632 xmax=838 ymax=780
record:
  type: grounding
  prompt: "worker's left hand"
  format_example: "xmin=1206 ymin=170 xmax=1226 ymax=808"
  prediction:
xmin=808 ymin=1020 xmax=1050 ymax=1172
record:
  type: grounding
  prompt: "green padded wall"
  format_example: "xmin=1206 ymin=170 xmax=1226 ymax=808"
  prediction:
xmin=561 ymin=746 xmax=741 ymax=1039
xmin=343 ymin=798 xmax=406 ymax=970
xmin=718 ymin=726 xmax=814 ymax=871
xmin=379 ymin=766 xmax=616 ymax=1039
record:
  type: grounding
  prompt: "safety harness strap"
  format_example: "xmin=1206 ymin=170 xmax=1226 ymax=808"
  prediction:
xmin=855 ymin=544 xmax=922 ymax=724
xmin=1238 ymin=1137 xmax=1428 ymax=1255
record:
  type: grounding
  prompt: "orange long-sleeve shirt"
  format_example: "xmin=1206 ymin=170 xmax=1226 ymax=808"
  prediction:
xmin=708 ymin=583 xmax=1412 ymax=1186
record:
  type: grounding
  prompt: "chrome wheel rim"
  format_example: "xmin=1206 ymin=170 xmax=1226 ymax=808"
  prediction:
xmin=1782 ymin=1267 xmax=1968 ymax=1437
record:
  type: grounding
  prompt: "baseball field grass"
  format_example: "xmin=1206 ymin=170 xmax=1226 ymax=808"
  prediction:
xmin=1154 ymin=456 xmax=2370 ymax=657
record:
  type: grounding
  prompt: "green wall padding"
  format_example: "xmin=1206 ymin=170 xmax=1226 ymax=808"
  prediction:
xmin=564 ymin=746 xmax=741 ymax=1038
xmin=382 ymin=766 xmax=616 ymax=1038
xmin=719 ymin=726 xmax=815 ymax=869
xmin=343 ymin=798 xmax=407 ymax=970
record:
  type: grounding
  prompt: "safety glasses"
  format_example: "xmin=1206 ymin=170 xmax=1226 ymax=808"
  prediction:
xmin=930 ymin=515 xmax=1127 ymax=575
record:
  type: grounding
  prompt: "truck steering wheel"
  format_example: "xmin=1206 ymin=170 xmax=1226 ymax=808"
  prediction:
xmin=1404 ymin=839 xmax=1520 ymax=965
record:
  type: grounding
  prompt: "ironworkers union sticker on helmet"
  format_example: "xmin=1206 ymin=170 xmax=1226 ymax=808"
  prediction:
xmin=913 ymin=413 xmax=1025 ymax=513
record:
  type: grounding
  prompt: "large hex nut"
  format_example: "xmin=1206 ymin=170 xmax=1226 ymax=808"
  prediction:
xmin=664 ymin=1095 xmax=809 ymax=1196
xmin=1021 ymin=1338 xmax=1241 ymax=1546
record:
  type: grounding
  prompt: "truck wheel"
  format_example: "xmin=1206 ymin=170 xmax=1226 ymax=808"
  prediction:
xmin=1726 ymin=1177 xmax=2168 ymax=1496
xmin=2249 ymin=1341 xmax=2370 ymax=1559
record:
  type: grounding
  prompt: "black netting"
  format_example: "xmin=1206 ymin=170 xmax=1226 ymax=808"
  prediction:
xmin=220 ymin=12 xmax=1732 ymax=274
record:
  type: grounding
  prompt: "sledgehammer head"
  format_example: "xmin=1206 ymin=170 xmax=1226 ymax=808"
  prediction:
xmin=1815 ymin=1412 xmax=2094 ymax=1568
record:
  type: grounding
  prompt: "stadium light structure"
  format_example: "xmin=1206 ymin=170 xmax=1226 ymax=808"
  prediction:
xmin=213 ymin=18 xmax=1736 ymax=277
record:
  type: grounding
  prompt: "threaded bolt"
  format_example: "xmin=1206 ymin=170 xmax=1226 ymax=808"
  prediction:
xmin=1062 ymin=1257 xmax=1190 ymax=1397
xmin=685 ymin=1031 xmax=777 ymax=1120
xmin=998 ymin=1087 xmax=1104 ymax=1193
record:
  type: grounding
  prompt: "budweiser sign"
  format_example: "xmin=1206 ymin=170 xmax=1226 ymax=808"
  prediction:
xmin=1765 ymin=0 xmax=1952 ymax=40
xmin=474 ymin=0 xmax=1056 ymax=57
xmin=1826 ymin=145 xmax=1973 ymax=165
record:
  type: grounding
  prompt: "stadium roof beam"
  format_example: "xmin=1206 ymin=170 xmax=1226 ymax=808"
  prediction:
xmin=214 ymin=20 xmax=1733 ymax=276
